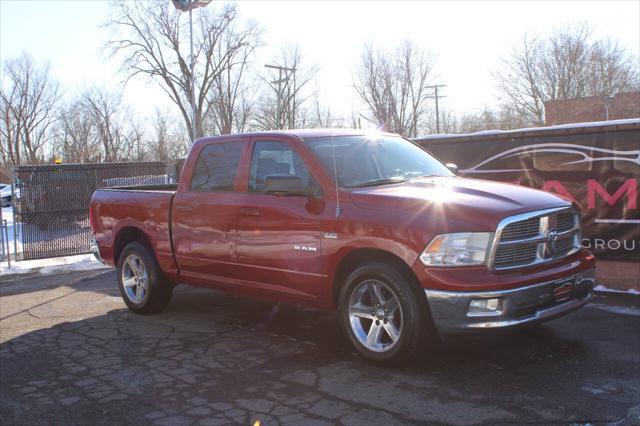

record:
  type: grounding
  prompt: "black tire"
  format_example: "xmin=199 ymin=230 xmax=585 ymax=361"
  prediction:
xmin=338 ymin=261 xmax=435 ymax=365
xmin=117 ymin=241 xmax=174 ymax=314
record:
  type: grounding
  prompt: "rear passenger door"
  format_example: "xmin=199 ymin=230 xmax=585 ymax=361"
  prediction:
xmin=172 ymin=140 xmax=247 ymax=281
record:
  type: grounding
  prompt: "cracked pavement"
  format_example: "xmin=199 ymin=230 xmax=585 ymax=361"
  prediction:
xmin=1 ymin=269 xmax=639 ymax=425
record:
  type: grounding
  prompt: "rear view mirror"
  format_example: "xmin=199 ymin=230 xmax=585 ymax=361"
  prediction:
xmin=446 ymin=163 xmax=459 ymax=174
xmin=265 ymin=175 xmax=307 ymax=196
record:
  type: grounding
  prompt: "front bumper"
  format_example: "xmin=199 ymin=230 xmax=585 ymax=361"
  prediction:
xmin=425 ymin=268 xmax=595 ymax=335
xmin=90 ymin=239 xmax=104 ymax=264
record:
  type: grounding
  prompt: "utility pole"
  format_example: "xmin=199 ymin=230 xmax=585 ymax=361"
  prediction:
xmin=264 ymin=64 xmax=295 ymax=129
xmin=427 ymin=84 xmax=447 ymax=134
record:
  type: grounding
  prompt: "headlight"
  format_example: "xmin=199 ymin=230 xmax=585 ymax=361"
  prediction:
xmin=420 ymin=232 xmax=493 ymax=266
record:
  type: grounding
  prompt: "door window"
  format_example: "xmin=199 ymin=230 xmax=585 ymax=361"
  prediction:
xmin=248 ymin=141 xmax=320 ymax=194
xmin=190 ymin=142 xmax=244 ymax=192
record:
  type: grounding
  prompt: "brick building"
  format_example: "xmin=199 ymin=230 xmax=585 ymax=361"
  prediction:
xmin=544 ymin=91 xmax=640 ymax=125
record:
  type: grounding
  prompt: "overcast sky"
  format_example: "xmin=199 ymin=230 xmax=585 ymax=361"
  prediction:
xmin=1 ymin=0 xmax=639 ymax=125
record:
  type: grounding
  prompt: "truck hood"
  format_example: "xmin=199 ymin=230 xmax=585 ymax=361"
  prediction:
xmin=349 ymin=177 xmax=571 ymax=232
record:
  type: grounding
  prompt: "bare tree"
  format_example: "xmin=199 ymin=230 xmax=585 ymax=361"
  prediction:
xmin=107 ymin=0 xmax=259 ymax=139
xmin=149 ymin=109 xmax=190 ymax=161
xmin=82 ymin=88 xmax=132 ymax=162
xmin=495 ymin=23 xmax=640 ymax=125
xmin=205 ymin=19 xmax=259 ymax=135
xmin=306 ymin=91 xmax=343 ymax=128
xmin=353 ymin=41 xmax=436 ymax=138
xmin=426 ymin=108 xmax=457 ymax=135
xmin=56 ymin=100 xmax=102 ymax=163
xmin=0 ymin=87 xmax=19 ymax=164
xmin=253 ymin=45 xmax=318 ymax=130
xmin=128 ymin=119 xmax=146 ymax=161
xmin=0 ymin=53 xmax=59 ymax=164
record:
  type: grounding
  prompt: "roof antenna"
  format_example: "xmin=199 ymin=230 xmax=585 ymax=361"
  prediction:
xmin=331 ymin=135 xmax=341 ymax=217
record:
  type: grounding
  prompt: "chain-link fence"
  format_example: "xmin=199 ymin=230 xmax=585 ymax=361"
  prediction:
xmin=13 ymin=162 xmax=170 ymax=260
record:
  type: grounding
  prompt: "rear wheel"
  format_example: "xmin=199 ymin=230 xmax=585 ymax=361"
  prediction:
xmin=117 ymin=241 xmax=173 ymax=314
xmin=338 ymin=262 xmax=434 ymax=365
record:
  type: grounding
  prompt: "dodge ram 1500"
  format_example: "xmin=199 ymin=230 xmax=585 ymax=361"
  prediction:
xmin=90 ymin=129 xmax=595 ymax=364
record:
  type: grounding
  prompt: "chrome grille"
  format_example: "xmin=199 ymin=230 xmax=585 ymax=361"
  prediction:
xmin=556 ymin=211 xmax=575 ymax=231
xmin=493 ymin=244 xmax=538 ymax=268
xmin=553 ymin=235 xmax=575 ymax=256
xmin=500 ymin=217 xmax=540 ymax=241
xmin=490 ymin=207 xmax=581 ymax=271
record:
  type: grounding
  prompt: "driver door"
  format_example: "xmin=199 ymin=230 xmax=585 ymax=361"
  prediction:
xmin=236 ymin=138 xmax=326 ymax=300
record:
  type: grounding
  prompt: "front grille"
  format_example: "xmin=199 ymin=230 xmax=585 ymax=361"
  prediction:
xmin=554 ymin=235 xmax=575 ymax=256
xmin=500 ymin=217 xmax=540 ymax=241
xmin=556 ymin=211 xmax=575 ymax=231
xmin=493 ymin=244 xmax=538 ymax=268
xmin=491 ymin=208 xmax=580 ymax=271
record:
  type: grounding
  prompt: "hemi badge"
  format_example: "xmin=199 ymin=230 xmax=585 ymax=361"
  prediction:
xmin=323 ymin=232 xmax=338 ymax=239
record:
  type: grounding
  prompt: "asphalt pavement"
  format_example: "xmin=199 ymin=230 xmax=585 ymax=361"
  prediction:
xmin=1 ymin=269 xmax=639 ymax=425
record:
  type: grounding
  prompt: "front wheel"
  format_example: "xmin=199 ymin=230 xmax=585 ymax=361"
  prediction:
xmin=338 ymin=262 xmax=434 ymax=365
xmin=117 ymin=241 xmax=174 ymax=314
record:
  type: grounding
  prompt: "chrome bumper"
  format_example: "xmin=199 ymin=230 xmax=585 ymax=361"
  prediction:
xmin=425 ymin=269 xmax=595 ymax=335
xmin=90 ymin=239 xmax=104 ymax=264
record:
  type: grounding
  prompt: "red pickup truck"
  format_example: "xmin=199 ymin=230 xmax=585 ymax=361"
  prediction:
xmin=90 ymin=129 xmax=595 ymax=364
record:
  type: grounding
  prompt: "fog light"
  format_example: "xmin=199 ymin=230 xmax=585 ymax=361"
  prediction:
xmin=468 ymin=298 xmax=503 ymax=317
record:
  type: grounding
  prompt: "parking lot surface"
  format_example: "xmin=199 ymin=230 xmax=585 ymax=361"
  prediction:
xmin=1 ymin=269 xmax=639 ymax=425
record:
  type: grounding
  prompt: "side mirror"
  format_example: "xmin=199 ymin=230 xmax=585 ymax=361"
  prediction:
xmin=446 ymin=163 xmax=458 ymax=174
xmin=265 ymin=175 xmax=309 ymax=196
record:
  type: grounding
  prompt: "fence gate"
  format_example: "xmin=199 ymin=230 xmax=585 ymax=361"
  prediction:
xmin=13 ymin=162 xmax=169 ymax=260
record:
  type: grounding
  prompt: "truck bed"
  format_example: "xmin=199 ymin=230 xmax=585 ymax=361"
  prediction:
xmin=91 ymin=186 xmax=178 ymax=274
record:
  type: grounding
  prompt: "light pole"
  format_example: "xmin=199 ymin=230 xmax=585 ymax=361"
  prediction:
xmin=172 ymin=0 xmax=212 ymax=141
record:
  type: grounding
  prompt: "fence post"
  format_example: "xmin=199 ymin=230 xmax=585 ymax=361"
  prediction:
xmin=2 ymin=219 xmax=10 ymax=268
xmin=12 ymin=166 xmax=18 ymax=260
xmin=0 ymin=206 xmax=6 ymax=264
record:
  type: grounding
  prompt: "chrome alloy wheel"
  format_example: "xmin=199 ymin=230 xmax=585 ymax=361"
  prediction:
xmin=121 ymin=254 xmax=149 ymax=304
xmin=348 ymin=279 xmax=403 ymax=352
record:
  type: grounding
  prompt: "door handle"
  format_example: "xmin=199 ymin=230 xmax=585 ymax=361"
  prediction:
xmin=239 ymin=207 xmax=260 ymax=216
xmin=175 ymin=205 xmax=193 ymax=212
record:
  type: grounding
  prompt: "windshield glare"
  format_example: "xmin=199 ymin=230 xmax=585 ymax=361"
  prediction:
xmin=305 ymin=135 xmax=453 ymax=188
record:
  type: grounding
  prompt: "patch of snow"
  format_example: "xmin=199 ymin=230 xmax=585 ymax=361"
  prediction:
xmin=0 ymin=254 xmax=109 ymax=276
xmin=594 ymin=284 xmax=640 ymax=295
xmin=1 ymin=206 xmax=21 ymax=260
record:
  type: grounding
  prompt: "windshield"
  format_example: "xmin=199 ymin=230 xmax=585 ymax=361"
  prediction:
xmin=305 ymin=135 xmax=453 ymax=188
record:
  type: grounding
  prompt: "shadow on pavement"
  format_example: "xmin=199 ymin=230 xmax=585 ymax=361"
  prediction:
xmin=1 ymin=279 xmax=639 ymax=425
xmin=0 ymin=269 xmax=114 ymax=298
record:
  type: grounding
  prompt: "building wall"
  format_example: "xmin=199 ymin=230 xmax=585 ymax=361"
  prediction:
xmin=544 ymin=92 xmax=640 ymax=125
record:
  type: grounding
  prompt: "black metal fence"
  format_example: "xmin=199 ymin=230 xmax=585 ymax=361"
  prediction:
xmin=13 ymin=162 xmax=170 ymax=260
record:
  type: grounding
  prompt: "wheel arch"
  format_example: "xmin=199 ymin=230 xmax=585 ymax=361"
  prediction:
xmin=113 ymin=226 xmax=153 ymax=265
xmin=331 ymin=248 xmax=421 ymax=306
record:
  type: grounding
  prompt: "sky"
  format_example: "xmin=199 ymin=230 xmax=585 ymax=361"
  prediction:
xmin=1 ymin=0 xmax=639 ymax=127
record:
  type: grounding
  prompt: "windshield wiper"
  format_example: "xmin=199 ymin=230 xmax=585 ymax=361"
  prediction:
xmin=350 ymin=177 xmax=406 ymax=188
